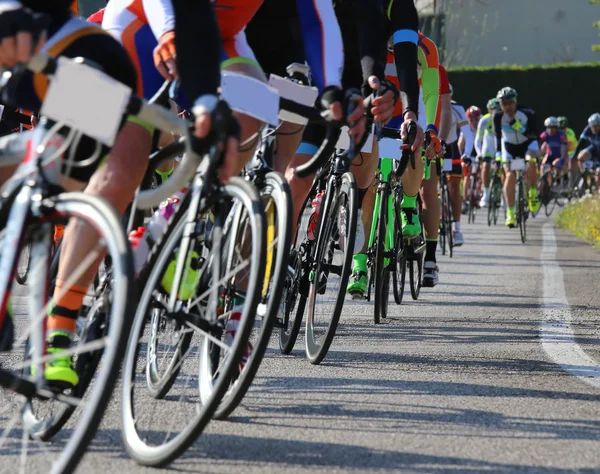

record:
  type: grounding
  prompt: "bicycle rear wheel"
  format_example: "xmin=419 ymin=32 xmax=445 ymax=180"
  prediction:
xmin=213 ymin=172 xmax=292 ymax=420
xmin=443 ymin=186 xmax=454 ymax=258
xmin=2 ymin=192 xmax=133 ymax=474
xmin=409 ymin=198 xmax=425 ymax=300
xmin=305 ymin=172 xmax=357 ymax=365
xmin=279 ymin=188 xmax=316 ymax=354
xmin=392 ymin=188 xmax=406 ymax=305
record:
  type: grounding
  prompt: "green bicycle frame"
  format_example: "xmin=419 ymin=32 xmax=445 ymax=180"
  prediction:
xmin=368 ymin=157 xmax=395 ymax=268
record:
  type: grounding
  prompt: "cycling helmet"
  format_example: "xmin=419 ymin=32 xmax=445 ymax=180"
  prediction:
xmin=544 ymin=116 xmax=559 ymax=128
xmin=486 ymin=98 xmax=499 ymax=111
xmin=588 ymin=113 xmax=600 ymax=126
xmin=557 ymin=116 xmax=568 ymax=128
xmin=496 ymin=86 xmax=517 ymax=102
xmin=466 ymin=106 xmax=482 ymax=121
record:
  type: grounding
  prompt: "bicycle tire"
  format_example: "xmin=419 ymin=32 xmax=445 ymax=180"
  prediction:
xmin=392 ymin=189 xmax=406 ymax=305
xmin=439 ymin=188 xmax=447 ymax=256
xmin=279 ymin=188 xmax=316 ymax=354
xmin=305 ymin=172 xmax=357 ymax=365
xmin=373 ymin=180 xmax=390 ymax=324
xmin=409 ymin=198 xmax=425 ymax=300
xmin=15 ymin=239 xmax=32 ymax=285
xmin=444 ymin=186 xmax=454 ymax=258
xmin=121 ymin=177 xmax=265 ymax=467
xmin=518 ymin=180 xmax=527 ymax=243
xmin=213 ymin=172 xmax=292 ymax=420
xmin=16 ymin=193 xmax=133 ymax=474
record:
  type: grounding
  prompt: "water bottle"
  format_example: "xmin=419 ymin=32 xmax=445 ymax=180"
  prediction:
xmin=129 ymin=188 xmax=186 ymax=275
xmin=307 ymin=191 xmax=325 ymax=241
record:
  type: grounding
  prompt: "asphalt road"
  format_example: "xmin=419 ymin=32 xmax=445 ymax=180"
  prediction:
xmin=2 ymin=209 xmax=600 ymax=474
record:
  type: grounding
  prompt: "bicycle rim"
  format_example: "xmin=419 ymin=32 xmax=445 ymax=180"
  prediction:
xmin=2 ymin=193 xmax=133 ymax=474
xmin=305 ymin=172 xmax=356 ymax=364
xmin=373 ymin=182 xmax=389 ymax=324
xmin=120 ymin=177 xmax=265 ymax=466
xmin=213 ymin=172 xmax=292 ymax=420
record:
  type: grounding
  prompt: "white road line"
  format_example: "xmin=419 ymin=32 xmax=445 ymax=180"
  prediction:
xmin=540 ymin=221 xmax=600 ymax=387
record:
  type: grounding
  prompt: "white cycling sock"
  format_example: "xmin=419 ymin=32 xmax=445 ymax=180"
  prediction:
xmin=454 ymin=221 xmax=461 ymax=232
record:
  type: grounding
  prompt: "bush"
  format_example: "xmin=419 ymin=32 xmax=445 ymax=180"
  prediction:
xmin=448 ymin=63 xmax=600 ymax=134
xmin=555 ymin=195 xmax=600 ymax=248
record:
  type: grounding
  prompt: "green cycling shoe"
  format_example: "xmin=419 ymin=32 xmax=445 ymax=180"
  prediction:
xmin=528 ymin=188 xmax=540 ymax=214
xmin=347 ymin=253 xmax=368 ymax=300
xmin=44 ymin=346 xmax=79 ymax=390
xmin=31 ymin=330 xmax=79 ymax=390
xmin=400 ymin=195 xmax=421 ymax=238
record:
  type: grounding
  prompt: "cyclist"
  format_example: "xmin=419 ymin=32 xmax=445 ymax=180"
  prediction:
xmin=558 ymin=115 xmax=578 ymax=187
xmin=493 ymin=86 xmax=540 ymax=228
xmin=347 ymin=27 xmax=443 ymax=297
xmin=252 ymin=0 xmax=425 ymax=299
xmin=539 ymin=116 xmax=568 ymax=179
xmin=574 ymin=113 xmax=600 ymax=187
xmin=420 ymin=61 xmax=451 ymax=287
xmin=443 ymin=89 xmax=472 ymax=246
xmin=0 ymin=0 xmax=243 ymax=386
xmin=475 ymin=98 xmax=500 ymax=207
xmin=558 ymin=116 xmax=577 ymax=159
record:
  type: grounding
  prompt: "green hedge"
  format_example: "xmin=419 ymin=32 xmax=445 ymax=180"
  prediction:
xmin=448 ymin=63 xmax=600 ymax=135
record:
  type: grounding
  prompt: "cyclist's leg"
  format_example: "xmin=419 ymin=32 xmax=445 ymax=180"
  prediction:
xmin=245 ymin=5 xmax=307 ymax=174
xmin=446 ymin=144 xmax=463 ymax=231
xmin=480 ymin=155 xmax=491 ymax=206
xmin=503 ymin=144 xmax=516 ymax=226
xmin=14 ymin=17 xmax=139 ymax=386
xmin=420 ymin=157 xmax=440 ymax=284
xmin=525 ymin=141 xmax=540 ymax=212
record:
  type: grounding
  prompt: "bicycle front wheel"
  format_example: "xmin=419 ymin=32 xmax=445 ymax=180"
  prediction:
xmin=3 ymin=192 xmax=133 ymax=474
xmin=305 ymin=172 xmax=357 ymax=364
xmin=373 ymin=180 xmax=390 ymax=324
xmin=120 ymin=177 xmax=265 ymax=467
xmin=518 ymin=180 xmax=527 ymax=243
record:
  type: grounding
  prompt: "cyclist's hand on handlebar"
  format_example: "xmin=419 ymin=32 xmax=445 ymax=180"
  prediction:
xmin=192 ymin=96 xmax=241 ymax=183
xmin=401 ymin=111 xmax=424 ymax=152
xmin=367 ymin=76 xmax=395 ymax=124
xmin=153 ymin=30 xmax=178 ymax=80
xmin=0 ymin=6 xmax=49 ymax=68
xmin=425 ymin=128 xmax=443 ymax=156
xmin=321 ymin=86 xmax=366 ymax=144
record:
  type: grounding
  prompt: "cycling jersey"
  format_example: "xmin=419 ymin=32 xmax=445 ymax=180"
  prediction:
xmin=564 ymin=127 xmax=577 ymax=158
xmin=493 ymin=106 xmax=537 ymax=149
xmin=384 ymin=34 xmax=446 ymax=131
xmin=107 ymin=0 xmax=343 ymax=94
xmin=575 ymin=125 xmax=600 ymax=161
xmin=475 ymin=113 xmax=495 ymax=158
xmin=87 ymin=8 xmax=105 ymax=24
xmin=540 ymin=130 xmax=567 ymax=159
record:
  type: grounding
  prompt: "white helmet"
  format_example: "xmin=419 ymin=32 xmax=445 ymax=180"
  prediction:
xmin=544 ymin=117 xmax=559 ymax=128
xmin=588 ymin=113 xmax=600 ymax=126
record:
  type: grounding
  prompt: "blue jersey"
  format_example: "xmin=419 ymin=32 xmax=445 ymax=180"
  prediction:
xmin=540 ymin=130 xmax=567 ymax=159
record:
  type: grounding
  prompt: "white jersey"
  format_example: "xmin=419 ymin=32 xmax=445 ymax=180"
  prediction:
xmin=492 ymin=107 xmax=537 ymax=147
xmin=446 ymin=102 xmax=468 ymax=144
xmin=475 ymin=113 xmax=496 ymax=157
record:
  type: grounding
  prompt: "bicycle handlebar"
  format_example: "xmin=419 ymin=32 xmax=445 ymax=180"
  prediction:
xmin=1 ymin=55 xmax=202 ymax=209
